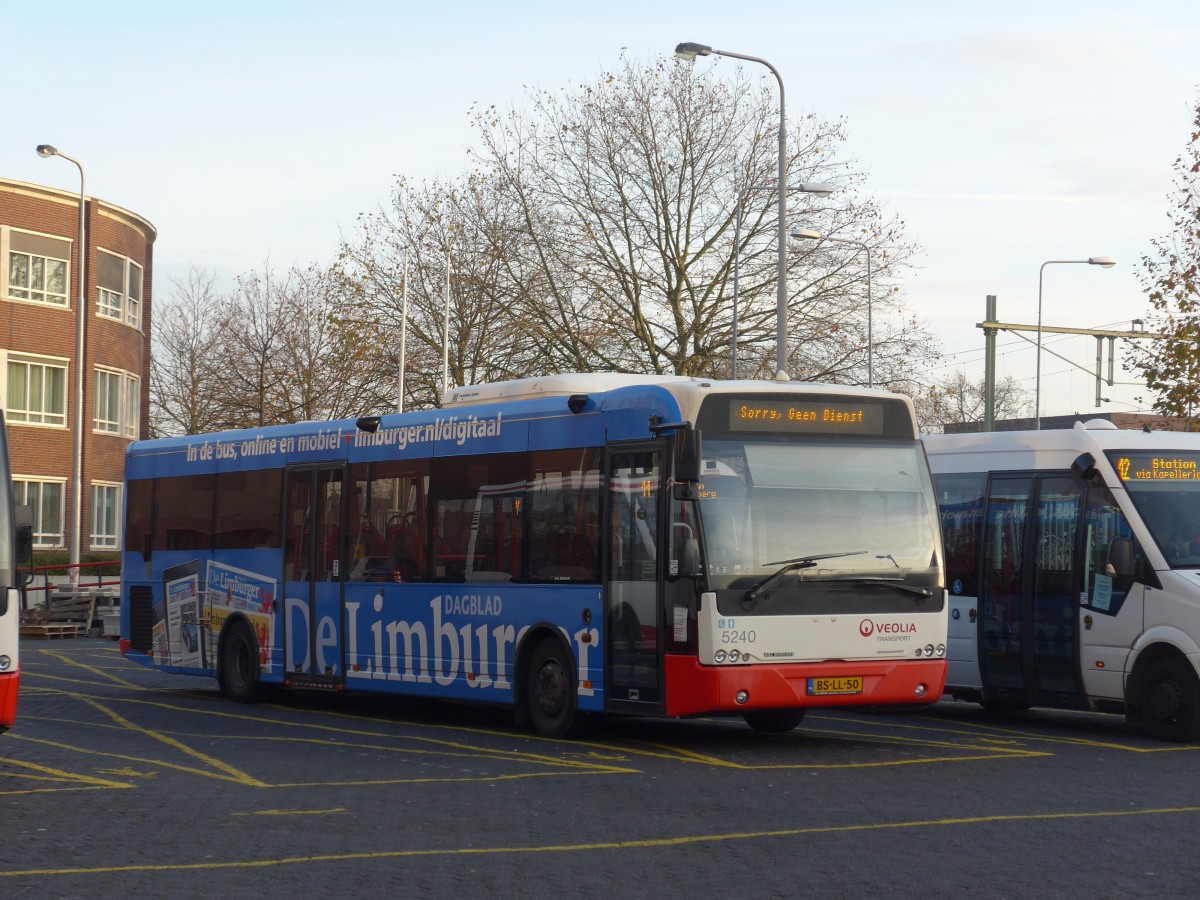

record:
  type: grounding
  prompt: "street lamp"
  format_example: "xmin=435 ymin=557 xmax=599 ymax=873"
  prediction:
xmin=36 ymin=144 xmax=86 ymax=585
xmin=442 ymin=241 xmax=452 ymax=396
xmin=1036 ymin=257 xmax=1116 ymax=429
xmin=791 ymin=228 xmax=873 ymax=387
xmin=731 ymin=184 xmax=834 ymax=379
xmin=677 ymin=41 xmax=793 ymax=379
xmin=397 ymin=249 xmax=409 ymax=413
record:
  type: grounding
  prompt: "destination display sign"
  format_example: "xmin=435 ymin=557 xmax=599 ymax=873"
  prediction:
xmin=1112 ymin=452 xmax=1200 ymax=482
xmin=727 ymin=400 xmax=885 ymax=436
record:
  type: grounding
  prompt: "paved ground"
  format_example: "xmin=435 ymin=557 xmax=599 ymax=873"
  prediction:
xmin=3 ymin=639 xmax=1200 ymax=898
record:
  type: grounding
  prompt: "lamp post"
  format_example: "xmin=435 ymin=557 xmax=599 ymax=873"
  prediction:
xmin=1036 ymin=257 xmax=1116 ymax=429
xmin=677 ymin=41 xmax=792 ymax=379
xmin=397 ymin=249 xmax=408 ymax=413
xmin=441 ymin=242 xmax=452 ymax=396
xmin=791 ymin=228 xmax=873 ymax=387
xmin=731 ymin=183 xmax=834 ymax=379
xmin=36 ymin=144 xmax=86 ymax=585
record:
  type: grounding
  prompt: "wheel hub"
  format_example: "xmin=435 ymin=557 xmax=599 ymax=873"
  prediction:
xmin=535 ymin=661 xmax=566 ymax=715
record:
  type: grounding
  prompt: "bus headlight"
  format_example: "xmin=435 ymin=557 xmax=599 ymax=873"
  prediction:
xmin=0 ymin=654 xmax=9 ymax=671
xmin=714 ymin=649 xmax=727 ymax=663
xmin=924 ymin=644 xmax=935 ymax=657
xmin=936 ymin=644 xmax=946 ymax=657
xmin=728 ymin=649 xmax=740 ymax=663
xmin=914 ymin=683 xmax=927 ymax=698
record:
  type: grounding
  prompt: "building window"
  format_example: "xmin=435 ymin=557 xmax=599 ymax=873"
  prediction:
xmin=9 ymin=250 xmax=69 ymax=306
xmin=92 ymin=483 xmax=121 ymax=550
xmin=7 ymin=357 xmax=67 ymax=426
xmin=98 ymin=287 xmax=122 ymax=319
xmin=95 ymin=367 xmax=139 ymax=439
xmin=6 ymin=231 xmax=72 ymax=308
xmin=124 ymin=374 xmax=140 ymax=438
xmin=96 ymin=250 xmax=143 ymax=329
xmin=95 ymin=369 xmax=121 ymax=433
xmin=127 ymin=260 xmax=143 ymax=328
xmin=15 ymin=478 xmax=65 ymax=548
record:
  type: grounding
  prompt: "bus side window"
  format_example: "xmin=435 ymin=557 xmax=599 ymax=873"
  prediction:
xmin=933 ymin=472 xmax=987 ymax=596
xmin=1084 ymin=484 xmax=1135 ymax=615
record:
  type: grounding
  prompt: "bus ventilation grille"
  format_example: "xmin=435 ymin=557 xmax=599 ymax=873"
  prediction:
xmin=128 ymin=586 xmax=154 ymax=653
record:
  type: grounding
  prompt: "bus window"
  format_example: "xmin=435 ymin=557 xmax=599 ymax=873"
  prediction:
xmin=526 ymin=449 xmax=600 ymax=583
xmin=154 ymin=474 xmax=215 ymax=552
xmin=935 ymin=473 xmax=986 ymax=598
xmin=347 ymin=460 xmax=429 ymax=582
xmin=215 ymin=469 xmax=280 ymax=550
xmin=1083 ymin=484 xmax=1135 ymax=615
xmin=431 ymin=454 xmax=525 ymax=583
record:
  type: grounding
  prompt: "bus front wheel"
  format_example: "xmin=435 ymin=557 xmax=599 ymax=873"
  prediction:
xmin=1142 ymin=658 xmax=1200 ymax=742
xmin=218 ymin=621 xmax=264 ymax=704
xmin=526 ymin=638 xmax=582 ymax=739
xmin=743 ymin=708 xmax=806 ymax=733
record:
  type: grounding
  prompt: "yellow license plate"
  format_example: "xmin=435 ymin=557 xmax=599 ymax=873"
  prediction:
xmin=807 ymin=676 xmax=863 ymax=696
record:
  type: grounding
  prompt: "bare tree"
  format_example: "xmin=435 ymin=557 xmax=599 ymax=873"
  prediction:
xmin=149 ymin=266 xmax=230 ymax=437
xmin=339 ymin=52 xmax=938 ymax=401
xmin=915 ymin=372 xmax=1034 ymax=434
xmin=470 ymin=52 xmax=935 ymax=380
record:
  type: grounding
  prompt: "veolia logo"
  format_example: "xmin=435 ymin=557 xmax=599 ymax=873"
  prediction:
xmin=860 ymin=619 xmax=917 ymax=638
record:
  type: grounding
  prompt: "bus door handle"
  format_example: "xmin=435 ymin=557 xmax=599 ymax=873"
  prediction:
xmin=968 ymin=608 xmax=977 ymax=623
xmin=1084 ymin=614 xmax=1093 ymax=630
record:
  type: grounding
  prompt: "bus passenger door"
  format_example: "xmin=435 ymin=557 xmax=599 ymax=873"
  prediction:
xmin=1029 ymin=476 xmax=1083 ymax=703
xmin=605 ymin=446 xmax=664 ymax=712
xmin=980 ymin=474 xmax=1084 ymax=707
xmin=283 ymin=465 xmax=346 ymax=688
xmin=980 ymin=477 xmax=1032 ymax=699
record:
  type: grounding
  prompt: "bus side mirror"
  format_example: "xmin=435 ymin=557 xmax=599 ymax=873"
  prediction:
xmin=673 ymin=428 xmax=702 ymax=500
xmin=15 ymin=504 xmax=32 ymax=566
xmin=1108 ymin=536 xmax=1133 ymax=580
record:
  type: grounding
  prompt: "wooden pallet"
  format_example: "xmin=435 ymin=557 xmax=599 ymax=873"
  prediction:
xmin=20 ymin=623 xmax=83 ymax=640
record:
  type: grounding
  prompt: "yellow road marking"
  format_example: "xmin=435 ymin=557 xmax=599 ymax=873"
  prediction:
xmin=233 ymin=808 xmax=347 ymax=817
xmin=4 ymin=805 xmax=1200 ymax=877
xmin=0 ymin=755 xmax=132 ymax=790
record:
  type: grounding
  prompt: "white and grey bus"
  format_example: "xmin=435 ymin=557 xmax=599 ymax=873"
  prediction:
xmin=925 ymin=420 xmax=1200 ymax=741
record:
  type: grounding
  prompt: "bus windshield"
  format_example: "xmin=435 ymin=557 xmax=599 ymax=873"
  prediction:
xmin=698 ymin=439 xmax=942 ymax=615
xmin=1108 ymin=450 xmax=1200 ymax=569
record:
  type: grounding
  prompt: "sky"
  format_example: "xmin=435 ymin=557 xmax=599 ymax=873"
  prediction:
xmin=4 ymin=0 xmax=1197 ymax=419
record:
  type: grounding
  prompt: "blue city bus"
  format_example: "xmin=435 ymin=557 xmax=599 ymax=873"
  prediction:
xmin=121 ymin=374 xmax=947 ymax=737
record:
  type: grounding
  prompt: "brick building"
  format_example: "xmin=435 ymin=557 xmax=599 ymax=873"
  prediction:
xmin=0 ymin=176 xmax=154 ymax=555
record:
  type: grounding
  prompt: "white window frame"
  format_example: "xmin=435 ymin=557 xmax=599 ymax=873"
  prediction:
xmin=14 ymin=477 xmax=66 ymax=549
xmin=98 ymin=286 xmax=122 ymax=320
xmin=94 ymin=367 xmax=121 ymax=433
xmin=124 ymin=373 xmax=140 ymax=439
xmin=6 ymin=353 xmax=69 ymax=427
xmin=91 ymin=482 xmax=122 ymax=550
xmin=94 ymin=250 xmax=143 ymax=330
xmin=94 ymin=367 xmax=140 ymax=439
xmin=126 ymin=259 xmax=143 ymax=329
xmin=7 ymin=249 xmax=69 ymax=307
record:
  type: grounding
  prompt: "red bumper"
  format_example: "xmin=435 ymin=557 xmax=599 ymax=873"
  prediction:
xmin=663 ymin=654 xmax=946 ymax=718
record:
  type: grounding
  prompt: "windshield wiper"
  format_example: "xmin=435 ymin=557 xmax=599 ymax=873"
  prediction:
xmin=802 ymin=576 xmax=934 ymax=600
xmin=742 ymin=550 xmax=866 ymax=609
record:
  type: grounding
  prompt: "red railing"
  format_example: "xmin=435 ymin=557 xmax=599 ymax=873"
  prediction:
xmin=20 ymin=560 xmax=120 ymax=609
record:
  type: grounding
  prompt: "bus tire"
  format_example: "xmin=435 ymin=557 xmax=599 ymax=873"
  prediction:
xmin=743 ymin=708 xmax=806 ymax=733
xmin=526 ymin=637 xmax=582 ymax=739
xmin=1142 ymin=657 xmax=1200 ymax=742
xmin=218 ymin=620 xmax=264 ymax=704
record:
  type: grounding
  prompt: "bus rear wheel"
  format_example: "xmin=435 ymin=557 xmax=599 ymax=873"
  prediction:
xmin=1142 ymin=657 xmax=1200 ymax=742
xmin=218 ymin=621 xmax=264 ymax=704
xmin=743 ymin=708 xmax=806 ymax=733
xmin=526 ymin=638 xmax=582 ymax=739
